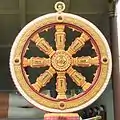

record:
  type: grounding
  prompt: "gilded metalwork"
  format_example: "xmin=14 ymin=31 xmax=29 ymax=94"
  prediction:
xmin=23 ymin=57 xmax=51 ymax=68
xmin=56 ymin=72 xmax=67 ymax=99
xmin=29 ymin=24 xmax=96 ymax=97
xmin=31 ymin=33 xmax=55 ymax=57
xmin=10 ymin=2 xmax=112 ymax=112
xmin=67 ymin=67 xmax=91 ymax=91
xmin=54 ymin=1 xmax=65 ymax=12
xmin=55 ymin=24 xmax=66 ymax=50
xmin=72 ymin=56 xmax=99 ymax=67
xmin=32 ymin=67 xmax=56 ymax=92
xmin=51 ymin=50 xmax=71 ymax=71
xmin=67 ymin=32 xmax=90 ymax=55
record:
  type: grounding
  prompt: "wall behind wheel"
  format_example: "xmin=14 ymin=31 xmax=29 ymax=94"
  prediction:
xmin=0 ymin=0 xmax=111 ymax=90
xmin=0 ymin=0 xmax=114 ymax=119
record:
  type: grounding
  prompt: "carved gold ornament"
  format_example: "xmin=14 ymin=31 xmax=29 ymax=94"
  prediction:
xmin=10 ymin=2 xmax=112 ymax=112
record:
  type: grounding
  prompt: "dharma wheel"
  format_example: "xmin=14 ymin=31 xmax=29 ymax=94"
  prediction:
xmin=10 ymin=2 xmax=112 ymax=113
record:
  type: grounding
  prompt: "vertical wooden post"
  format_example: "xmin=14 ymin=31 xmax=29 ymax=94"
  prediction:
xmin=111 ymin=1 xmax=120 ymax=119
xmin=0 ymin=93 xmax=9 ymax=118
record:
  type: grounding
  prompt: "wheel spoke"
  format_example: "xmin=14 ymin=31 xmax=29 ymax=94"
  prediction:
xmin=23 ymin=57 xmax=51 ymax=68
xmin=56 ymin=72 xmax=67 ymax=99
xmin=31 ymin=33 xmax=55 ymax=57
xmin=55 ymin=24 xmax=66 ymax=50
xmin=32 ymin=67 xmax=56 ymax=91
xmin=67 ymin=67 xmax=91 ymax=91
xmin=72 ymin=56 xmax=99 ymax=67
xmin=67 ymin=32 xmax=90 ymax=55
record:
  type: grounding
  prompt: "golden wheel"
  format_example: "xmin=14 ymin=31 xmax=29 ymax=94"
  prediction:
xmin=10 ymin=2 xmax=112 ymax=112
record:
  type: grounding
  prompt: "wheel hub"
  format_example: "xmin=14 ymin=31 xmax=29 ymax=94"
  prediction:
xmin=52 ymin=50 xmax=71 ymax=71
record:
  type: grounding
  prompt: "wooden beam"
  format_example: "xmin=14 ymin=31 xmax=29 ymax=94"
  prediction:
xmin=111 ymin=9 xmax=120 ymax=120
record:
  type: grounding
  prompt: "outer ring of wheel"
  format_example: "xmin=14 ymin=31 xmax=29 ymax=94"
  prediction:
xmin=10 ymin=13 xmax=112 ymax=112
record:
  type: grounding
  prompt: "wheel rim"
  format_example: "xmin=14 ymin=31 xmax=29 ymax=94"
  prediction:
xmin=10 ymin=12 xmax=112 ymax=112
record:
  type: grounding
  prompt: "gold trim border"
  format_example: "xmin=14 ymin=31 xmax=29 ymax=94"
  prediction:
xmin=10 ymin=13 xmax=112 ymax=112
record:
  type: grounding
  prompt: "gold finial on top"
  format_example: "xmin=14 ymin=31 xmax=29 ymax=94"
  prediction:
xmin=54 ymin=1 xmax=65 ymax=12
